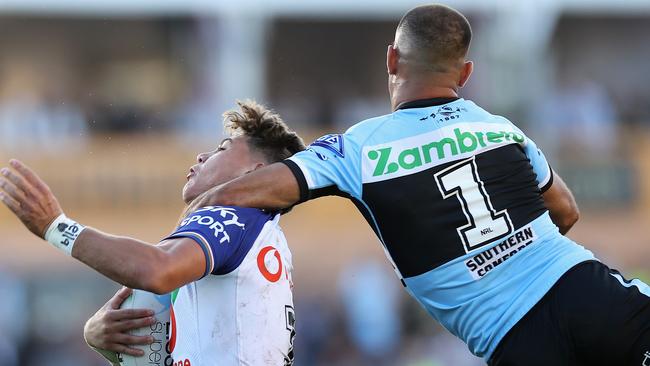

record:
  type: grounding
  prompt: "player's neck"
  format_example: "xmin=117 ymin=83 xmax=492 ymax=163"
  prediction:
xmin=390 ymin=79 xmax=459 ymax=111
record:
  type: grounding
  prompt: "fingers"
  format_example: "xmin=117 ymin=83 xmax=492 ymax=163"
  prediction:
xmin=108 ymin=309 xmax=155 ymax=322
xmin=0 ymin=190 xmax=21 ymax=214
xmin=112 ymin=316 xmax=156 ymax=332
xmin=109 ymin=287 xmax=133 ymax=309
xmin=0 ymin=177 xmax=27 ymax=202
xmin=111 ymin=333 xmax=155 ymax=346
xmin=0 ymin=166 xmax=41 ymax=202
xmin=0 ymin=167 xmax=42 ymax=221
xmin=0 ymin=161 xmax=62 ymax=238
xmin=9 ymin=159 xmax=53 ymax=196
xmin=0 ymin=172 xmax=40 ymax=219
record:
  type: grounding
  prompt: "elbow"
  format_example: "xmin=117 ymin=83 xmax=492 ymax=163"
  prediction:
xmin=147 ymin=284 xmax=174 ymax=296
xmin=141 ymin=272 xmax=175 ymax=295
xmin=558 ymin=206 xmax=580 ymax=234
xmin=137 ymin=255 xmax=177 ymax=295
xmin=567 ymin=202 xmax=580 ymax=228
xmin=571 ymin=206 xmax=580 ymax=226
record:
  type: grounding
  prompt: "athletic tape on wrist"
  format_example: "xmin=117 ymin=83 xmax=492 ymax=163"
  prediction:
xmin=44 ymin=213 xmax=86 ymax=256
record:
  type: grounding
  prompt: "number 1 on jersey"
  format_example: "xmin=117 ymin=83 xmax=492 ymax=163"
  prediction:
xmin=434 ymin=157 xmax=513 ymax=253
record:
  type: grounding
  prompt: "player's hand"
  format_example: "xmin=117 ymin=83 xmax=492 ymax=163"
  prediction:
xmin=0 ymin=159 xmax=63 ymax=238
xmin=84 ymin=287 xmax=156 ymax=357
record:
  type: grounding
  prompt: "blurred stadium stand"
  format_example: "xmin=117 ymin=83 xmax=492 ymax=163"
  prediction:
xmin=1 ymin=1 xmax=650 ymax=365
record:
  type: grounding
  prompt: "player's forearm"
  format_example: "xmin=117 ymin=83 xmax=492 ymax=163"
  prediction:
xmin=199 ymin=162 xmax=300 ymax=210
xmin=72 ymin=228 xmax=166 ymax=292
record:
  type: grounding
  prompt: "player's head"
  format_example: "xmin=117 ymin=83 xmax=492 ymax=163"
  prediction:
xmin=387 ymin=4 xmax=473 ymax=106
xmin=182 ymin=100 xmax=305 ymax=203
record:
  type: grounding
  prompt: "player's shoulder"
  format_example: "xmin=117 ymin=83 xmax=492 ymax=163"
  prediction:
xmin=186 ymin=205 xmax=271 ymax=220
xmin=464 ymin=99 xmax=521 ymax=127
xmin=178 ymin=206 xmax=273 ymax=231
xmin=174 ymin=205 xmax=275 ymax=246
xmin=344 ymin=112 xmax=395 ymax=142
xmin=304 ymin=113 xmax=394 ymax=158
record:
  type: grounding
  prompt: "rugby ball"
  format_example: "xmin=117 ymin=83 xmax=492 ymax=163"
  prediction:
xmin=117 ymin=290 xmax=172 ymax=366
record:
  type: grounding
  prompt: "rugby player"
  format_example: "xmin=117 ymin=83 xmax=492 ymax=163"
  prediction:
xmin=0 ymin=101 xmax=303 ymax=365
xmin=188 ymin=5 xmax=650 ymax=366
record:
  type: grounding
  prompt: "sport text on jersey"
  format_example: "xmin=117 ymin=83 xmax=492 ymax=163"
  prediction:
xmin=362 ymin=123 xmax=526 ymax=183
xmin=179 ymin=206 xmax=245 ymax=244
xmin=465 ymin=224 xmax=537 ymax=280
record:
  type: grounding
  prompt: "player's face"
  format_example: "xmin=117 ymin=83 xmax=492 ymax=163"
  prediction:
xmin=182 ymin=136 xmax=263 ymax=203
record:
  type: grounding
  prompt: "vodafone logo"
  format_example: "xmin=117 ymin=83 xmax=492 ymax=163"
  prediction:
xmin=257 ymin=246 xmax=283 ymax=283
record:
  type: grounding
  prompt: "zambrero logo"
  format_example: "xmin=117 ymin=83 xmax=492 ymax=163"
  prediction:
xmin=362 ymin=123 xmax=526 ymax=182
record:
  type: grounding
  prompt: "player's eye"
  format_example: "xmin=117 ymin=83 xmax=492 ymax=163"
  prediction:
xmin=216 ymin=138 xmax=232 ymax=152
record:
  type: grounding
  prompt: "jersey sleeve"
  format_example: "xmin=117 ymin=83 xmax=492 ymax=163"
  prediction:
xmin=282 ymin=133 xmax=362 ymax=202
xmin=521 ymin=136 xmax=554 ymax=193
xmin=164 ymin=206 xmax=271 ymax=277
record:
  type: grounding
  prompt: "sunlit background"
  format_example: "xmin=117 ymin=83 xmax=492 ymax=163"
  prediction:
xmin=1 ymin=0 xmax=650 ymax=365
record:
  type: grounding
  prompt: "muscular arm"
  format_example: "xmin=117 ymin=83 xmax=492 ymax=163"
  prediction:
xmin=73 ymin=232 xmax=204 ymax=294
xmin=0 ymin=159 xmax=204 ymax=294
xmin=542 ymin=170 xmax=579 ymax=235
xmin=193 ymin=162 xmax=301 ymax=211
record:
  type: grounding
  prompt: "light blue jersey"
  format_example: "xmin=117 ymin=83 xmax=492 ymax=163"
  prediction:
xmin=282 ymin=97 xmax=595 ymax=359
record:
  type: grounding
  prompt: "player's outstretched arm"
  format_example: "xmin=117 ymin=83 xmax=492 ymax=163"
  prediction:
xmin=85 ymin=287 xmax=155 ymax=361
xmin=193 ymin=162 xmax=301 ymax=211
xmin=542 ymin=170 xmax=579 ymax=235
xmin=0 ymin=159 xmax=206 ymax=294
xmin=73 ymin=230 xmax=206 ymax=293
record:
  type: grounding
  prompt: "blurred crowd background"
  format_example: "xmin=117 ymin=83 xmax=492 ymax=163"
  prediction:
xmin=1 ymin=0 xmax=650 ymax=365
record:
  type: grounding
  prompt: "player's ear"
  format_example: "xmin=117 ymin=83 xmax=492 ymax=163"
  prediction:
xmin=458 ymin=60 xmax=473 ymax=88
xmin=387 ymin=44 xmax=399 ymax=76
xmin=247 ymin=162 xmax=266 ymax=174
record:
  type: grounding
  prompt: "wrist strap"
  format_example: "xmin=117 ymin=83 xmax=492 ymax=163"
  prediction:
xmin=44 ymin=213 xmax=86 ymax=256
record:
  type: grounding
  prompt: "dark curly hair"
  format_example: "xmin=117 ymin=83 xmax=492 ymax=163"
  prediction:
xmin=224 ymin=100 xmax=305 ymax=163
xmin=178 ymin=100 xmax=304 ymax=221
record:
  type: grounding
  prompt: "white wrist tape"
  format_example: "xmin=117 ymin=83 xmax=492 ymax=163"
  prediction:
xmin=44 ymin=213 xmax=86 ymax=256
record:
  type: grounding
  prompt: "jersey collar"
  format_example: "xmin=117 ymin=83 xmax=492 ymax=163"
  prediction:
xmin=396 ymin=97 xmax=460 ymax=111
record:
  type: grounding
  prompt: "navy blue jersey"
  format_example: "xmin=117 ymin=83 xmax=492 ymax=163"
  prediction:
xmin=282 ymin=98 xmax=594 ymax=359
xmin=165 ymin=206 xmax=273 ymax=276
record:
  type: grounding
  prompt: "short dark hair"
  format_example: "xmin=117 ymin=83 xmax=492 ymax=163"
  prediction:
xmin=223 ymin=100 xmax=306 ymax=162
xmin=397 ymin=4 xmax=472 ymax=71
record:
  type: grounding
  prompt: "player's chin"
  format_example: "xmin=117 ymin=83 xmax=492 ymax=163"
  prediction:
xmin=182 ymin=182 xmax=197 ymax=204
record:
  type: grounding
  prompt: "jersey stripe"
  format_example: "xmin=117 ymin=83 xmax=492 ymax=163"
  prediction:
xmin=610 ymin=273 xmax=650 ymax=298
xmin=169 ymin=231 xmax=215 ymax=277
